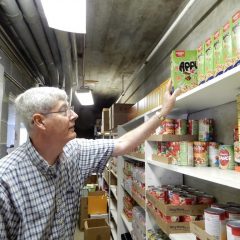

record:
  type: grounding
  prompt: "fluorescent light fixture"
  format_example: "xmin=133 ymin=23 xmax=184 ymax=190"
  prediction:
xmin=75 ymin=88 xmax=94 ymax=105
xmin=41 ymin=0 xmax=86 ymax=33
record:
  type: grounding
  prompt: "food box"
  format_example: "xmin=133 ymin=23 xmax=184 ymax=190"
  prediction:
xmin=205 ymin=36 xmax=215 ymax=81
xmin=223 ymin=20 xmax=234 ymax=71
xmin=171 ymin=50 xmax=198 ymax=93
xmin=213 ymin=29 xmax=224 ymax=76
xmin=232 ymin=10 xmax=240 ymax=67
xmin=197 ymin=43 xmax=206 ymax=84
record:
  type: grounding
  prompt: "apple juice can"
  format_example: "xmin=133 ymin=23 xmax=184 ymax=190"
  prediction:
xmin=219 ymin=145 xmax=235 ymax=170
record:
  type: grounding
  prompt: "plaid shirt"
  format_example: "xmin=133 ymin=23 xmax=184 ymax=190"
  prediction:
xmin=0 ymin=138 xmax=115 ymax=240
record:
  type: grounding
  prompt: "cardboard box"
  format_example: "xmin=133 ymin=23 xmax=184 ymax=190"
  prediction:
xmin=197 ymin=43 xmax=206 ymax=84
xmin=190 ymin=221 xmax=215 ymax=240
xmin=171 ymin=50 xmax=198 ymax=93
xmin=148 ymin=205 xmax=190 ymax=235
xmin=213 ymin=29 xmax=224 ymax=77
xmin=79 ymin=197 xmax=89 ymax=231
xmin=88 ymin=191 xmax=107 ymax=214
xmin=101 ymin=108 xmax=110 ymax=133
xmin=146 ymin=191 xmax=208 ymax=216
xmin=205 ymin=36 xmax=215 ymax=81
xmin=84 ymin=218 xmax=110 ymax=240
xmin=110 ymin=103 xmax=133 ymax=129
xmin=223 ymin=20 xmax=234 ymax=71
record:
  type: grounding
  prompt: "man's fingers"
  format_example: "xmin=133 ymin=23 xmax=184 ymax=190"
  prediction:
xmin=172 ymin=87 xmax=181 ymax=98
xmin=166 ymin=79 xmax=172 ymax=92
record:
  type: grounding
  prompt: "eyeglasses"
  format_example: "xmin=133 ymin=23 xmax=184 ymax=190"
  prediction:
xmin=42 ymin=106 xmax=75 ymax=117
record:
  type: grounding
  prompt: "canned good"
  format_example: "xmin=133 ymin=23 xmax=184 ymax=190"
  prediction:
xmin=160 ymin=118 xmax=175 ymax=134
xmin=175 ymin=119 xmax=187 ymax=135
xmin=188 ymin=119 xmax=199 ymax=135
xmin=194 ymin=141 xmax=209 ymax=167
xmin=211 ymin=203 xmax=230 ymax=209
xmin=234 ymin=127 xmax=239 ymax=142
xmin=162 ymin=214 xmax=180 ymax=223
xmin=199 ymin=118 xmax=214 ymax=141
xmin=219 ymin=145 xmax=235 ymax=170
xmin=227 ymin=220 xmax=240 ymax=239
xmin=181 ymin=215 xmax=198 ymax=222
xmin=234 ymin=141 xmax=240 ymax=164
xmin=178 ymin=141 xmax=194 ymax=166
xmin=209 ymin=142 xmax=219 ymax=167
xmin=179 ymin=194 xmax=195 ymax=205
xmin=198 ymin=194 xmax=215 ymax=204
xmin=226 ymin=207 xmax=240 ymax=220
xmin=204 ymin=207 xmax=227 ymax=239
xmin=168 ymin=142 xmax=180 ymax=165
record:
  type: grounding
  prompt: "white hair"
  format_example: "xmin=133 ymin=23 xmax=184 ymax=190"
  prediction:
xmin=15 ymin=87 xmax=68 ymax=132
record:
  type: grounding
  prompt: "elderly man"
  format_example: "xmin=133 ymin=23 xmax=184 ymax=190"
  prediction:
xmin=0 ymin=81 xmax=179 ymax=239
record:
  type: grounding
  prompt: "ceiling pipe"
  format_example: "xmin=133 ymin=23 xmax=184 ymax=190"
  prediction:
xmin=34 ymin=0 xmax=64 ymax=88
xmin=70 ymin=33 xmax=78 ymax=88
xmin=54 ymin=30 xmax=73 ymax=97
xmin=0 ymin=0 xmax=50 ymax=85
xmin=0 ymin=24 xmax=44 ymax=85
xmin=17 ymin=0 xmax=59 ymax=86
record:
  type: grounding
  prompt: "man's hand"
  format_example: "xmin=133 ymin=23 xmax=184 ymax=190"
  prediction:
xmin=160 ymin=80 xmax=181 ymax=117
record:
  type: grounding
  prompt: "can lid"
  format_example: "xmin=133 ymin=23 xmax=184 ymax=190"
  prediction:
xmin=227 ymin=220 xmax=240 ymax=236
xmin=226 ymin=207 xmax=240 ymax=214
xmin=205 ymin=207 xmax=226 ymax=219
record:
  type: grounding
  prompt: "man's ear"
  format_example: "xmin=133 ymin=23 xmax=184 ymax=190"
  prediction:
xmin=32 ymin=113 xmax=46 ymax=130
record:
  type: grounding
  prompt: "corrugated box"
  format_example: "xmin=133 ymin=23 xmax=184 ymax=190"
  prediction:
xmin=147 ymin=191 xmax=208 ymax=216
xmin=101 ymin=108 xmax=110 ymax=133
xmin=190 ymin=221 xmax=215 ymax=240
xmin=88 ymin=191 xmax=107 ymax=214
xmin=84 ymin=218 xmax=110 ymax=240
xmin=110 ymin=103 xmax=133 ymax=129
xmin=79 ymin=197 xmax=89 ymax=231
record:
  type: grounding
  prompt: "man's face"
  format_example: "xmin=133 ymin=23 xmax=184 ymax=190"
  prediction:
xmin=42 ymin=101 xmax=78 ymax=145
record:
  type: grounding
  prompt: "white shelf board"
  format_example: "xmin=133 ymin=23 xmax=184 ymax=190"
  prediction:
xmin=110 ymin=185 xmax=118 ymax=200
xmin=121 ymin=183 xmax=132 ymax=196
xmin=110 ymin=208 xmax=118 ymax=225
xmin=147 ymin=159 xmax=240 ymax=189
xmin=110 ymin=221 xmax=117 ymax=240
xmin=169 ymin=233 xmax=196 ymax=240
xmin=121 ymin=213 xmax=133 ymax=232
xmin=173 ymin=65 xmax=240 ymax=114
xmin=121 ymin=114 xmax=144 ymax=129
xmin=124 ymin=154 xmax=145 ymax=162
xmin=110 ymin=169 xmax=118 ymax=179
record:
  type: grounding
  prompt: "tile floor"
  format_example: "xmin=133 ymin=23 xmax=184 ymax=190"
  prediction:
xmin=74 ymin=226 xmax=84 ymax=240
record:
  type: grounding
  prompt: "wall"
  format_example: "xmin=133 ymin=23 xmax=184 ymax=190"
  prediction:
xmin=0 ymin=39 xmax=36 ymax=157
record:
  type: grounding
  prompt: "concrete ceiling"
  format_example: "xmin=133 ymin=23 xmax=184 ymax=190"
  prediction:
xmin=84 ymin=0 xmax=187 ymax=103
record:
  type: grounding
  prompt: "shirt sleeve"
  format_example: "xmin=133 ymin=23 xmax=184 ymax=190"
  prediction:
xmin=64 ymin=138 xmax=115 ymax=187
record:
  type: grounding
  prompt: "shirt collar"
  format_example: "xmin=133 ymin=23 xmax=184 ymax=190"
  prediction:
xmin=26 ymin=139 xmax=63 ymax=177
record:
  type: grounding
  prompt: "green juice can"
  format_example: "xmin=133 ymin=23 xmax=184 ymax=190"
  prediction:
xmin=219 ymin=145 xmax=235 ymax=170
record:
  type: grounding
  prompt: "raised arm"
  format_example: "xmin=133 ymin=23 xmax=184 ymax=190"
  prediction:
xmin=112 ymin=80 xmax=181 ymax=157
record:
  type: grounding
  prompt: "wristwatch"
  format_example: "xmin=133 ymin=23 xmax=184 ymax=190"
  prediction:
xmin=155 ymin=111 xmax=166 ymax=122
